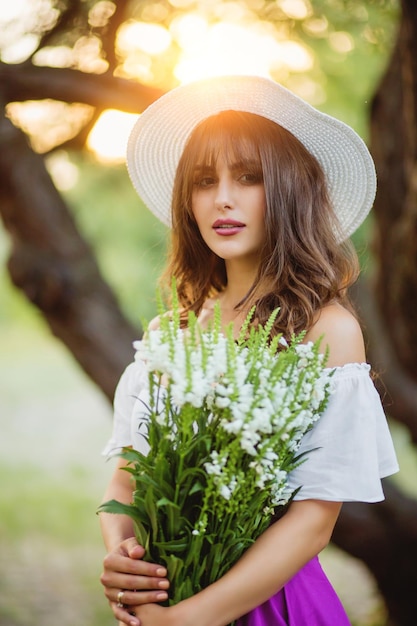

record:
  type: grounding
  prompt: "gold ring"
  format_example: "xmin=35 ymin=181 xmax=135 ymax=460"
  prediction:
xmin=117 ymin=590 xmax=125 ymax=608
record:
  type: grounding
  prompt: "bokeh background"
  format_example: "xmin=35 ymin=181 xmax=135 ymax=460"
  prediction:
xmin=1 ymin=1 xmax=417 ymax=625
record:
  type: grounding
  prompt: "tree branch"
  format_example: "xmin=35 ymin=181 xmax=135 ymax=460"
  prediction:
xmin=0 ymin=62 xmax=164 ymax=112
xmin=99 ymin=0 xmax=131 ymax=71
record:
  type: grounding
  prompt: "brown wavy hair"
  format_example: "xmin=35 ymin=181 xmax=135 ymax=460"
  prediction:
xmin=162 ymin=110 xmax=359 ymax=337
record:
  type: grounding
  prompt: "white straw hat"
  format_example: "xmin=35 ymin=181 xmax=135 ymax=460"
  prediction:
xmin=127 ymin=75 xmax=376 ymax=241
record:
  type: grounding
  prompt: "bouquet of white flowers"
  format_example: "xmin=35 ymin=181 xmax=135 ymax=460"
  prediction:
xmin=99 ymin=302 xmax=333 ymax=616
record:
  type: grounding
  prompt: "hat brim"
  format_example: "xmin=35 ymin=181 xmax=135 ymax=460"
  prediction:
xmin=127 ymin=75 xmax=376 ymax=241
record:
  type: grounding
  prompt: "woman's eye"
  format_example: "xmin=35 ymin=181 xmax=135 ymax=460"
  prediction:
xmin=239 ymin=172 xmax=261 ymax=184
xmin=195 ymin=176 xmax=216 ymax=188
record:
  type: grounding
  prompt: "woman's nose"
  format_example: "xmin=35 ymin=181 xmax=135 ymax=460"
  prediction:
xmin=214 ymin=178 xmax=233 ymax=211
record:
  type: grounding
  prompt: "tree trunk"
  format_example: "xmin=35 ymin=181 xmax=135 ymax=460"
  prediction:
xmin=0 ymin=110 xmax=139 ymax=401
xmin=332 ymin=1 xmax=417 ymax=624
xmin=333 ymin=482 xmax=417 ymax=626
xmin=370 ymin=0 xmax=417 ymax=381
xmin=333 ymin=275 xmax=417 ymax=626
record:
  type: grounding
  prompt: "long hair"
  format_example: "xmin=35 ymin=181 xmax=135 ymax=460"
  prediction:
xmin=162 ymin=110 xmax=359 ymax=337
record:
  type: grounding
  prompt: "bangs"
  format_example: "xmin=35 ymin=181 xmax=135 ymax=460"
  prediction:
xmin=186 ymin=110 xmax=263 ymax=173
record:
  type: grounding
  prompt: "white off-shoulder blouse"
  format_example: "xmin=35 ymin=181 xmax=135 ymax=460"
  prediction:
xmin=103 ymin=360 xmax=399 ymax=503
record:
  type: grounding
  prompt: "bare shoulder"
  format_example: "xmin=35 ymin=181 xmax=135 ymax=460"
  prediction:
xmin=305 ymin=302 xmax=366 ymax=367
xmin=147 ymin=315 xmax=162 ymax=331
xmin=147 ymin=308 xmax=186 ymax=331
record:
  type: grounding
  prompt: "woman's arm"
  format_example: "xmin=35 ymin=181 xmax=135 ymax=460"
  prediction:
xmin=99 ymin=457 xmax=170 ymax=624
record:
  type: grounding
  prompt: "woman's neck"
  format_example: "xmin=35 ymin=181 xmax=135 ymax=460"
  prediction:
xmin=221 ymin=260 xmax=259 ymax=309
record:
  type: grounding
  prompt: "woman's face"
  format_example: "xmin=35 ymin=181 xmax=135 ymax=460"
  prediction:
xmin=191 ymin=152 xmax=267 ymax=269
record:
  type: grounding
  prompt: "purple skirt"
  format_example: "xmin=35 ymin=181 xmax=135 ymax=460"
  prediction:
xmin=236 ymin=556 xmax=351 ymax=626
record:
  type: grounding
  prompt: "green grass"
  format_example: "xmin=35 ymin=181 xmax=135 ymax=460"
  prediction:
xmin=0 ymin=463 xmax=99 ymax=542
xmin=0 ymin=461 xmax=114 ymax=626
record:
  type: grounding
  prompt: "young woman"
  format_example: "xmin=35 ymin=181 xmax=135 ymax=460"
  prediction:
xmin=99 ymin=75 xmax=399 ymax=626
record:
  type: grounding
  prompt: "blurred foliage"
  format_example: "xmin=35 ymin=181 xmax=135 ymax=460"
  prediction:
xmin=294 ymin=0 xmax=399 ymax=135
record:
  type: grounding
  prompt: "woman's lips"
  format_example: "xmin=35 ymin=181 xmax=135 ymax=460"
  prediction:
xmin=212 ymin=219 xmax=245 ymax=236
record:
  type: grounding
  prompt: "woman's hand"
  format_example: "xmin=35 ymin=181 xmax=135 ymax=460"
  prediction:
xmin=131 ymin=603 xmax=184 ymax=626
xmin=100 ymin=537 xmax=170 ymax=626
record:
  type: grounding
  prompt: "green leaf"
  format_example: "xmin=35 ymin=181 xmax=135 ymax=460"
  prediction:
xmin=97 ymin=499 xmax=137 ymax=518
xmin=164 ymin=553 xmax=184 ymax=581
xmin=133 ymin=520 xmax=150 ymax=551
xmin=156 ymin=498 xmax=185 ymax=535
xmin=154 ymin=538 xmax=189 ymax=553
xmin=144 ymin=488 xmax=159 ymax=538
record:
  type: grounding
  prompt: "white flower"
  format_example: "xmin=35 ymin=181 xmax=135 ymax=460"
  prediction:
xmin=240 ymin=428 xmax=260 ymax=455
xmin=204 ymin=460 xmax=222 ymax=476
xmin=221 ymin=417 xmax=243 ymax=434
xmin=155 ymin=412 xmax=167 ymax=426
xmin=215 ymin=396 xmax=231 ymax=409
xmin=220 ymin=484 xmax=232 ymax=500
xmin=297 ymin=357 xmax=309 ymax=369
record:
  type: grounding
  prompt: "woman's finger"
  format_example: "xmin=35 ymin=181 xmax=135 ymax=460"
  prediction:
xmin=111 ymin=587 xmax=169 ymax=606
xmin=102 ymin=570 xmax=169 ymax=594
xmin=112 ymin=601 xmax=140 ymax=626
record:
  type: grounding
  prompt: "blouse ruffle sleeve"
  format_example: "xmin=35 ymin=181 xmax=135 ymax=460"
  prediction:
xmin=287 ymin=363 xmax=399 ymax=503
xmin=101 ymin=359 xmax=148 ymax=458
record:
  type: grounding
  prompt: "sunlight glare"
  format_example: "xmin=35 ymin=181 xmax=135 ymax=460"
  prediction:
xmin=1 ymin=33 xmax=39 ymax=63
xmin=0 ymin=0 xmax=31 ymax=21
xmin=279 ymin=41 xmax=313 ymax=72
xmin=303 ymin=16 xmax=328 ymax=37
xmin=46 ymin=151 xmax=79 ymax=191
xmin=88 ymin=1 xmax=116 ymax=28
xmin=279 ymin=0 xmax=311 ymax=20
xmin=173 ymin=18 xmax=313 ymax=83
xmin=174 ymin=20 xmax=281 ymax=83
xmin=34 ymin=45 xmax=76 ymax=68
xmin=117 ymin=20 xmax=172 ymax=56
xmin=170 ymin=14 xmax=209 ymax=53
xmin=7 ymin=100 xmax=93 ymax=153
xmin=328 ymin=31 xmax=354 ymax=54
xmin=87 ymin=110 xmax=138 ymax=162
xmin=169 ymin=0 xmax=195 ymax=7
